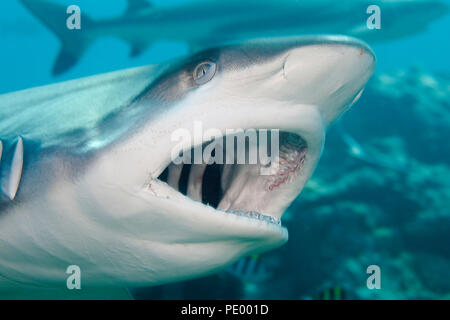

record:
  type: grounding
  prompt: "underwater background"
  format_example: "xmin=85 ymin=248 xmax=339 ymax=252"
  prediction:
xmin=1 ymin=0 xmax=449 ymax=299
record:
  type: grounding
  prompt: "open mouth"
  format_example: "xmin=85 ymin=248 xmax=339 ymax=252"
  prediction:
xmin=156 ymin=131 xmax=308 ymax=228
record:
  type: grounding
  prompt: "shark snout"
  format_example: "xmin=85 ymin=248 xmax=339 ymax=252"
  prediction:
xmin=282 ymin=37 xmax=376 ymax=125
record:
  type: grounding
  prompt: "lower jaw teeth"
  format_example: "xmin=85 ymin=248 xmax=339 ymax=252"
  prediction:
xmin=224 ymin=209 xmax=281 ymax=226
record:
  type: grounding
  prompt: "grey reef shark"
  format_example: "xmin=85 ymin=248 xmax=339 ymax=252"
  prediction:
xmin=0 ymin=35 xmax=375 ymax=298
xmin=20 ymin=0 xmax=446 ymax=75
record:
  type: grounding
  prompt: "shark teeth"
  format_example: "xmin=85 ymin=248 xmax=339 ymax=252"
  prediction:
xmin=222 ymin=209 xmax=281 ymax=226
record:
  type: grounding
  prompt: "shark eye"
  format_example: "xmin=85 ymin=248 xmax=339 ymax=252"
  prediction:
xmin=193 ymin=61 xmax=216 ymax=85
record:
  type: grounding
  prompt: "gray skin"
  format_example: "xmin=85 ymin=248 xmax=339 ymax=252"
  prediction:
xmin=20 ymin=0 xmax=446 ymax=75
xmin=0 ymin=35 xmax=375 ymax=298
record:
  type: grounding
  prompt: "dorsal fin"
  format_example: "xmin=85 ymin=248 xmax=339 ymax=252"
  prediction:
xmin=126 ymin=0 xmax=152 ymax=15
xmin=0 ymin=137 xmax=24 ymax=201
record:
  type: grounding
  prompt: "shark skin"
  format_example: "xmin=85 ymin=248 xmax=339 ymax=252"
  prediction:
xmin=0 ymin=36 xmax=375 ymax=297
xmin=20 ymin=0 xmax=446 ymax=75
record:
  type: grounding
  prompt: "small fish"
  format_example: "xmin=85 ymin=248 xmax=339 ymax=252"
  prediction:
xmin=226 ymin=254 xmax=272 ymax=283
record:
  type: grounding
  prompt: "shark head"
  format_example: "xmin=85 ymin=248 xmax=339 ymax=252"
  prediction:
xmin=74 ymin=35 xmax=375 ymax=286
xmin=0 ymin=36 xmax=375 ymax=288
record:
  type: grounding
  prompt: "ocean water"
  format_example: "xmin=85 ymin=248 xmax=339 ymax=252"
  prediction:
xmin=0 ymin=0 xmax=449 ymax=299
xmin=1 ymin=0 xmax=450 ymax=94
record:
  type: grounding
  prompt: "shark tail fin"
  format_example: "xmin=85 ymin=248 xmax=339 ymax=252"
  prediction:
xmin=21 ymin=0 xmax=96 ymax=76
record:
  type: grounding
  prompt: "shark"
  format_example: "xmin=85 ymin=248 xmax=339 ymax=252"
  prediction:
xmin=0 ymin=35 xmax=375 ymax=298
xmin=20 ymin=0 xmax=445 ymax=75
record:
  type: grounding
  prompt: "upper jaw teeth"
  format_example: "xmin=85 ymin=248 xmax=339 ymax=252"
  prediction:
xmin=222 ymin=208 xmax=281 ymax=226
